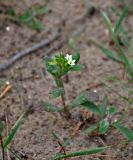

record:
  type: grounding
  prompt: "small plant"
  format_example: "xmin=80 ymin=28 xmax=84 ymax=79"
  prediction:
xmin=7 ymin=2 xmax=48 ymax=30
xmin=43 ymin=52 xmax=109 ymax=159
xmin=84 ymin=95 xmax=133 ymax=141
xmin=44 ymin=52 xmax=83 ymax=118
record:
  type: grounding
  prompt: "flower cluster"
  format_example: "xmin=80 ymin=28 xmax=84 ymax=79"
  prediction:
xmin=65 ymin=54 xmax=76 ymax=66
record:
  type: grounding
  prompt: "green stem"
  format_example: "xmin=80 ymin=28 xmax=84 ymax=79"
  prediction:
xmin=54 ymin=77 xmax=71 ymax=118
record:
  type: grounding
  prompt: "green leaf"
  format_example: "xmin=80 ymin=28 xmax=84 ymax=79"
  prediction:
xmin=18 ymin=11 xmax=31 ymax=23
xmin=112 ymin=33 xmax=133 ymax=81
xmin=120 ymin=36 xmax=129 ymax=47
xmin=114 ymin=7 xmax=128 ymax=33
xmin=108 ymin=107 xmax=117 ymax=116
xmin=101 ymin=47 xmax=122 ymax=63
xmin=72 ymin=52 xmax=80 ymax=63
xmin=7 ymin=7 xmax=15 ymax=16
xmin=4 ymin=112 xmax=26 ymax=148
xmin=99 ymin=119 xmax=109 ymax=134
xmin=52 ymin=131 xmax=59 ymax=141
xmin=69 ymin=92 xmax=88 ymax=108
xmin=69 ymin=92 xmax=100 ymax=115
xmin=70 ymin=64 xmax=84 ymax=71
xmin=113 ymin=122 xmax=133 ymax=141
xmin=42 ymin=102 xmax=62 ymax=112
xmin=84 ymin=124 xmax=98 ymax=135
xmin=50 ymin=87 xmax=64 ymax=98
xmin=53 ymin=147 xmax=107 ymax=160
xmin=0 ymin=120 xmax=4 ymax=134
xmin=44 ymin=57 xmax=58 ymax=76
xmin=101 ymin=11 xmax=113 ymax=33
xmin=100 ymin=95 xmax=107 ymax=118
xmin=81 ymin=101 xmax=101 ymax=115
xmin=99 ymin=47 xmax=121 ymax=63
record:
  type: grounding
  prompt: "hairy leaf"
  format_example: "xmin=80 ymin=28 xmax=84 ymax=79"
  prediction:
xmin=70 ymin=64 xmax=84 ymax=71
xmin=108 ymin=107 xmax=117 ymax=117
xmin=81 ymin=101 xmax=101 ymax=115
xmin=50 ymin=87 xmax=64 ymax=98
xmin=72 ymin=52 xmax=80 ymax=63
xmin=84 ymin=124 xmax=98 ymax=135
xmin=113 ymin=122 xmax=133 ymax=141
xmin=42 ymin=102 xmax=62 ymax=112
xmin=99 ymin=119 xmax=109 ymax=134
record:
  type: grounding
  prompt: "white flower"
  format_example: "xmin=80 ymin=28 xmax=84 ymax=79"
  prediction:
xmin=65 ymin=54 xmax=75 ymax=66
xmin=5 ymin=81 xmax=10 ymax=85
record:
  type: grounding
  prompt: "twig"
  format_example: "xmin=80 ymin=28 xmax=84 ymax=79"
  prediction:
xmin=0 ymin=31 xmax=60 ymax=72
xmin=0 ymin=84 xmax=12 ymax=99
xmin=41 ymin=39 xmax=66 ymax=58
xmin=52 ymin=132 xmax=66 ymax=155
xmin=71 ymin=121 xmax=83 ymax=137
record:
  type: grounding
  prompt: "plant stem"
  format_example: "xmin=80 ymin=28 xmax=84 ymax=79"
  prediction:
xmin=0 ymin=134 xmax=5 ymax=160
xmin=61 ymin=93 xmax=71 ymax=118
xmin=54 ymin=77 xmax=71 ymax=118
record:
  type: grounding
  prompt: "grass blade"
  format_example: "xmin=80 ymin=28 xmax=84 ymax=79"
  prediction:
xmin=112 ymin=33 xmax=133 ymax=80
xmin=0 ymin=120 xmax=4 ymax=134
xmin=101 ymin=11 xmax=113 ymax=33
xmin=100 ymin=95 xmax=107 ymax=118
xmin=90 ymin=39 xmax=122 ymax=63
xmin=53 ymin=147 xmax=107 ymax=160
xmin=114 ymin=7 xmax=128 ymax=33
xmin=4 ymin=111 xmax=27 ymax=148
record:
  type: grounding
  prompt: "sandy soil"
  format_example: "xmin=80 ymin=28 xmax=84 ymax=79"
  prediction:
xmin=0 ymin=0 xmax=133 ymax=160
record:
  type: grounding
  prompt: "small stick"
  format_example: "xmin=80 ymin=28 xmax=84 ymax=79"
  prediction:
xmin=57 ymin=139 xmax=66 ymax=155
xmin=41 ymin=39 xmax=66 ymax=58
xmin=71 ymin=121 xmax=83 ymax=137
xmin=0 ymin=84 xmax=12 ymax=99
xmin=0 ymin=31 xmax=60 ymax=72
